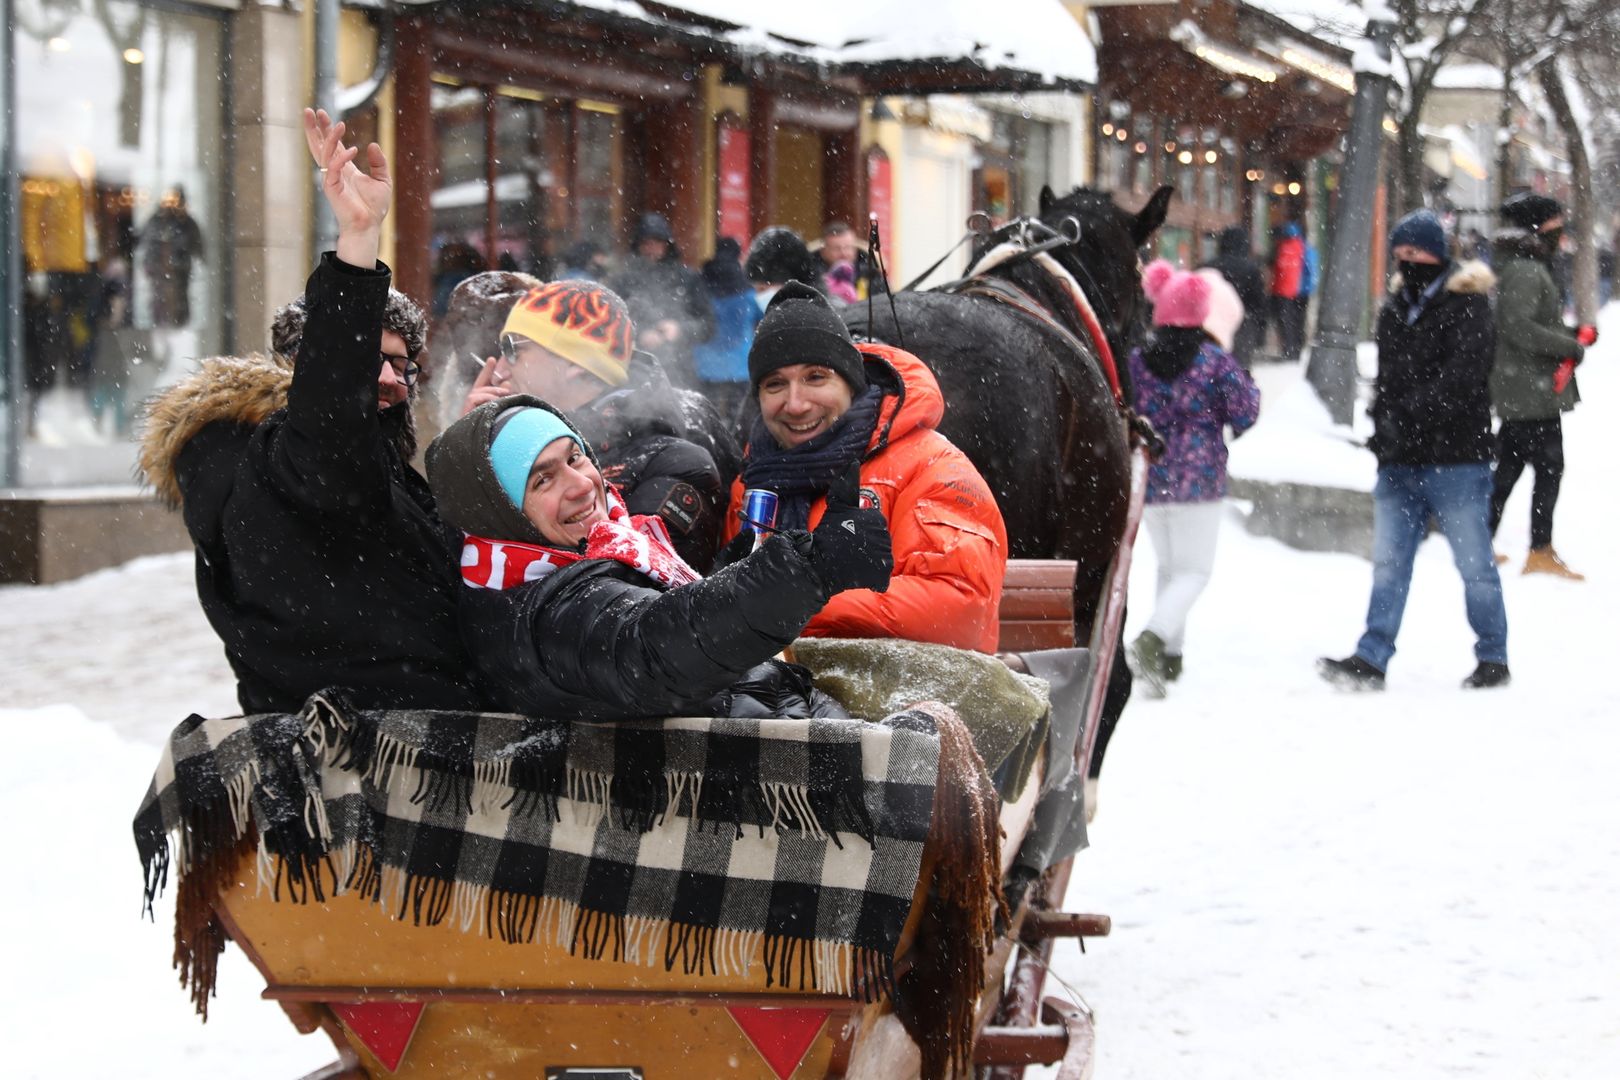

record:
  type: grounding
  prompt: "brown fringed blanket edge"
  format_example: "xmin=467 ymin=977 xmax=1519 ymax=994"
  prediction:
xmin=133 ymin=690 xmax=1002 ymax=1063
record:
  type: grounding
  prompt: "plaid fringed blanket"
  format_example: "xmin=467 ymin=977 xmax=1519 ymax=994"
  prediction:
xmin=134 ymin=691 xmax=953 ymax=1016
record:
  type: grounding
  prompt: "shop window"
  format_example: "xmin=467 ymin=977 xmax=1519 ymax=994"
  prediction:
xmin=10 ymin=0 xmax=226 ymax=486
xmin=429 ymin=78 xmax=622 ymax=316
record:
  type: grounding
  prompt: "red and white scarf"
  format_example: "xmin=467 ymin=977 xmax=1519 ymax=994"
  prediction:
xmin=460 ymin=486 xmax=702 ymax=592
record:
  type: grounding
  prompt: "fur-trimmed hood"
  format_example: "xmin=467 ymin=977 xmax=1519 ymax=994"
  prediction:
xmin=138 ymin=354 xmax=291 ymax=508
xmin=1388 ymin=258 xmax=1495 ymax=297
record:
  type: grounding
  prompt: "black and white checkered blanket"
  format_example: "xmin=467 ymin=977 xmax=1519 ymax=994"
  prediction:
xmin=135 ymin=690 xmax=941 ymax=1012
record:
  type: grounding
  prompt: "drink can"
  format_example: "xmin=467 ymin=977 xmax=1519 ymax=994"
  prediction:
xmin=742 ymin=488 xmax=779 ymax=542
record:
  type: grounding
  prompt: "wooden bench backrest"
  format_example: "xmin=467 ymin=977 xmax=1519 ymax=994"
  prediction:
xmin=996 ymin=559 xmax=1078 ymax=653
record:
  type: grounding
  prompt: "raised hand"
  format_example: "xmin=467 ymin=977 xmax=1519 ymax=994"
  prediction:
xmin=303 ymin=107 xmax=391 ymax=267
xmin=460 ymin=356 xmax=514 ymax=416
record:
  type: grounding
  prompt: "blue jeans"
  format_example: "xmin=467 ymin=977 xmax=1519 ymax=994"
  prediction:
xmin=1356 ymin=465 xmax=1508 ymax=670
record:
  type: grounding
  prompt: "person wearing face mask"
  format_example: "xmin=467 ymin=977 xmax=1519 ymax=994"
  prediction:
xmin=719 ymin=282 xmax=1009 ymax=653
xmin=137 ymin=110 xmax=480 ymax=714
xmin=424 ymin=395 xmax=891 ymax=719
xmin=1487 ymin=192 xmax=1592 ymax=580
xmin=1320 ymin=209 xmax=1509 ymax=691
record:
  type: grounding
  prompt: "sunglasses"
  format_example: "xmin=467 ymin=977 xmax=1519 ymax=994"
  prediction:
xmin=499 ymin=334 xmax=535 ymax=364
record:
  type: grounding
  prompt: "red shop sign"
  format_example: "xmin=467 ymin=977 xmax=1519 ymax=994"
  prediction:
xmin=866 ymin=148 xmax=893 ymax=258
xmin=717 ymin=118 xmax=751 ymax=246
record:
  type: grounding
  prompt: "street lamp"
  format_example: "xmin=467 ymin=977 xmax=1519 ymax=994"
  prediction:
xmin=1305 ymin=6 xmax=1397 ymax=425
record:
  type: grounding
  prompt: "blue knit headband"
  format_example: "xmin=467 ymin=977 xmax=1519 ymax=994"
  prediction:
xmin=488 ymin=408 xmax=582 ymax=508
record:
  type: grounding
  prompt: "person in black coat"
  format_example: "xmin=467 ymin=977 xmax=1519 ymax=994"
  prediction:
xmin=424 ymin=395 xmax=893 ymax=720
xmin=458 ymin=279 xmax=741 ymax=569
xmin=137 ymin=109 xmax=479 ymax=714
xmin=1319 ymin=209 xmax=1509 ymax=692
xmin=1200 ymin=225 xmax=1265 ymax=367
xmin=608 ymin=213 xmax=715 ymax=389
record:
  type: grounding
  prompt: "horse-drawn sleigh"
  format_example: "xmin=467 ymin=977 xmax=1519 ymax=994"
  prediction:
xmin=135 ymin=186 xmax=1168 ymax=1079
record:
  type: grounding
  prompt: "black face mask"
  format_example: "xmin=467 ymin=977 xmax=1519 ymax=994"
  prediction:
xmin=1538 ymin=227 xmax=1564 ymax=255
xmin=1398 ymin=260 xmax=1446 ymax=292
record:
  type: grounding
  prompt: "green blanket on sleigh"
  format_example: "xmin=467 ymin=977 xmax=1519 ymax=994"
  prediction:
xmin=793 ymin=638 xmax=1050 ymax=801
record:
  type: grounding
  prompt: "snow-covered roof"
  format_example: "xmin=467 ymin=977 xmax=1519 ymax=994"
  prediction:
xmin=663 ymin=0 xmax=1097 ymax=86
xmin=399 ymin=0 xmax=1097 ymax=87
xmin=1242 ymin=0 xmax=1367 ymax=49
xmin=1430 ymin=62 xmax=1504 ymax=91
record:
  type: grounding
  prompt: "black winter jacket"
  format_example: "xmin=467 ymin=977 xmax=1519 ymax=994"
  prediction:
xmin=1201 ymin=226 xmax=1267 ymax=318
xmin=609 ymin=253 xmax=716 ymax=386
xmin=571 ymin=352 xmax=742 ymax=570
xmin=149 ymin=255 xmax=479 ymax=713
xmin=460 ymin=532 xmax=845 ymax=721
xmin=1368 ymin=259 xmax=1498 ymax=468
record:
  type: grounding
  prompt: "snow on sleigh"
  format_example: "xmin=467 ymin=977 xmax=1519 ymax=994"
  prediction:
xmin=135 ymin=560 xmax=1113 ymax=1080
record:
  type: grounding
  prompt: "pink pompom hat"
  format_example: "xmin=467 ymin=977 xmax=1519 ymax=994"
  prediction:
xmin=1141 ymin=259 xmax=1212 ymax=329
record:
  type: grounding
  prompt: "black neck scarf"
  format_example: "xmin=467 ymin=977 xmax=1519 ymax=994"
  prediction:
xmin=742 ymin=382 xmax=887 ymax=530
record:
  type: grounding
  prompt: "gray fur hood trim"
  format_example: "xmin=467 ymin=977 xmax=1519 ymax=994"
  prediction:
xmin=137 ymin=354 xmax=291 ymax=508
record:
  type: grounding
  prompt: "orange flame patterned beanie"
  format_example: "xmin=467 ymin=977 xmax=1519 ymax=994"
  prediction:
xmin=501 ymin=280 xmax=635 ymax=387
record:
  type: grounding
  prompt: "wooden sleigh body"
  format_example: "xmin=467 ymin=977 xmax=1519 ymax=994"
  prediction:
xmin=193 ymin=561 xmax=1112 ymax=1080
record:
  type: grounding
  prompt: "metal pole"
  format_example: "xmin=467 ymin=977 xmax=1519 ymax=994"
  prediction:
xmin=1 ymin=0 xmax=22 ymax=487
xmin=313 ymin=0 xmax=340 ymax=256
xmin=1306 ymin=9 xmax=1396 ymax=426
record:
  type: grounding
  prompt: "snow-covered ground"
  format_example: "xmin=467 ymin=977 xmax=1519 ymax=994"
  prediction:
xmin=3 ymin=318 xmax=1616 ymax=1078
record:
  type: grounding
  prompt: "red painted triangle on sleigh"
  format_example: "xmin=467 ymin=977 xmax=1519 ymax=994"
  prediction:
xmin=727 ymin=1005 xmax=830 ymax=1079
xmin=329 ymin=1000 xmax=426 ymax=1072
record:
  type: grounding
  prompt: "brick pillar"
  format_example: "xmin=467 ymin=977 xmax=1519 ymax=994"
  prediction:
xmin=391 ymin=24 xmax=434 ymax=308
xmin=749 ymin=86 xmax=778 ymax=238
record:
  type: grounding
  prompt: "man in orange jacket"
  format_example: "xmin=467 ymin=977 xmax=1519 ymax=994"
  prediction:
xmin=721 ymin=281 xmax=1007 ymax=652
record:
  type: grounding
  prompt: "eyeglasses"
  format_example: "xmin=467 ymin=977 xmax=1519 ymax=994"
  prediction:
xmin=382 ymin=353 xmax=421 ymax=388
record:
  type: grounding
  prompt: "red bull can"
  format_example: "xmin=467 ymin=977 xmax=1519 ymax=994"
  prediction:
xmin=742 ymin=488 xmax=779 ymax=548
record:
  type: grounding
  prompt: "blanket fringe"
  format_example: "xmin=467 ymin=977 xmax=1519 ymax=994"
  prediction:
xmin=891 ymin=702 xmax=1007 ymax=1080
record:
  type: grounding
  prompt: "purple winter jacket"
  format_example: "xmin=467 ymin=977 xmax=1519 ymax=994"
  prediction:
xmin=1128 ymin=340 xmax=1261 ymax=504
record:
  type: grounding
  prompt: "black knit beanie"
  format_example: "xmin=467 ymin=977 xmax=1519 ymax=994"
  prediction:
xmin=747 ymin=281 xmax=867 ymax=393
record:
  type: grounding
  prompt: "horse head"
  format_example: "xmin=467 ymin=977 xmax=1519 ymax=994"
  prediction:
xmin=1036 ymin=184 xmax=1172 ymax=362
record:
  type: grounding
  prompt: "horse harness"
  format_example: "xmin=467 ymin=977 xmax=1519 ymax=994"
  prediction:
xmin=945 ymin=275 xmax=1164 ymax=460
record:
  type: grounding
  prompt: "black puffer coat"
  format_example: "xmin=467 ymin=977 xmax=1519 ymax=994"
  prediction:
xmin=1368 ymin=259 xmax=1497 ymax=467
xmin=571 ymin=352 xmax=742 ymax=570
xmin=141 ymin=255 xmax=479 ymax=713
xmin=426 ymin=396 xmax=846 ymax=721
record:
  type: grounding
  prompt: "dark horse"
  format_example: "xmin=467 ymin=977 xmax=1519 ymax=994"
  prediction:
xmin=845 ymin=184 xmax=1172 ymax=775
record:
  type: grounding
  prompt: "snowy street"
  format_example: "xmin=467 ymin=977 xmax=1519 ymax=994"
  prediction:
xmin=4 ymin=328 xmax=1618 ymax=1078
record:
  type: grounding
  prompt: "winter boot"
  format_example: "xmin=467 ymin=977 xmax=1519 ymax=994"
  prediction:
xmin=1461 ymin=661 xmax=1512 ymax=689
xmin=1128 ymin=630 xmax=1171 ymax=699
xmin=1165 ymin=655 xmax=1184 ymax=683
xmin=1316 ymin=654 xmax=1386 ymax=692
xmin=1522 ymin=546 xmax=1585 ymax=581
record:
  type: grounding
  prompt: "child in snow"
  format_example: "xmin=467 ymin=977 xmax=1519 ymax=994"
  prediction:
xmin=1127 ymin=261 xmax=1261 ymax=697
xmin=424 ymin=395 xmax=892 ymax=719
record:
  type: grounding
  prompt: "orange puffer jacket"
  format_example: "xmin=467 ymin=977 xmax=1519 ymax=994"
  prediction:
xmin=725 ymin=344 xmax=1008 ymax=652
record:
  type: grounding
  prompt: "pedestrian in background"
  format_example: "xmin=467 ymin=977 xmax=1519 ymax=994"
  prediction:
xmin=692 ymin=236 xmax=762 ymax=427
xmin=609 ymin=212 xmax=714 ymax=389
xmin=1488 ymin=192 xmax=1591 ymax=581
xmin=1127 ymin=261 xmax=1260 ymax=697
xmin=1201 ymin=225 xmax=1265 ymax=367
xmin=1270 ymin=221 xmax=1307 ymax=360
xmin=1320 ymin=209 xmax=1508 ymax=691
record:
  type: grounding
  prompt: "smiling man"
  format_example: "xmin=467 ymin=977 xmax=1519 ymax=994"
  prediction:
xmin=723 ymin=281 xmax=1008 ymax=652
xmin=424 ymin=395 xmax=889 ymax=719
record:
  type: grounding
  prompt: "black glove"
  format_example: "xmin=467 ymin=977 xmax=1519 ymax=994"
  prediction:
xmin=710 ymin=524 xmax=756 ymax=572
xmin=808 ymin=463 xmax=893 ymax=594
